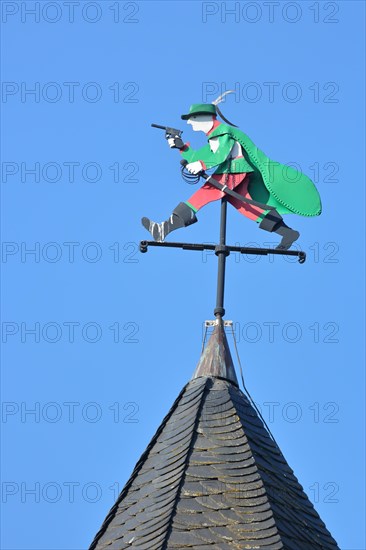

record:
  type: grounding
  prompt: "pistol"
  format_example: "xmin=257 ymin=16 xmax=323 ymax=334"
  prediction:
xmin=151 ymin=124 xmax=184 ymax=149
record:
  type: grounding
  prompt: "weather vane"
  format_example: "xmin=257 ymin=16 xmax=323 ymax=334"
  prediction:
xmin=140 ymin=92 xmax=321 ymax=317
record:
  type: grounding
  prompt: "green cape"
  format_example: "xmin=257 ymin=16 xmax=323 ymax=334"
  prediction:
xmin=209 ymin=124 xmax=322 ymax=217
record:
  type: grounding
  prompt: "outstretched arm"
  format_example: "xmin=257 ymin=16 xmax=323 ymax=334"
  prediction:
xmin=179 ymin=134 xmax=235 ymax=170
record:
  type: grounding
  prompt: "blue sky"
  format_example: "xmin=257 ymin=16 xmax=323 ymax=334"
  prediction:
xmin=1 ymin=1 xmax=365 ymax=548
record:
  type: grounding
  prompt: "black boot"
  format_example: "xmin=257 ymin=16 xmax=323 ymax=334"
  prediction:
xmin=141 ymin=202 xmax=197 ymax=242
xmin=259 ymin=211 xmax=300 ymax=251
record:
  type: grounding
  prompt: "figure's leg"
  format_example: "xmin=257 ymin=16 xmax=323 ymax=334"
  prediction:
xmin=142 ymin=202 xmax=197 ymax=242
xmin=227 ymin=174 xmax=267 ymax=221
xmin=258 ymin=211 xmax=300 ymax=250
xmin=141 ymin=182 xmax=223 ymax=242
xmin=228 ymin=174 xmax=300 ymax=250
xmin=185 ymin=180 xmax=224 ymax=213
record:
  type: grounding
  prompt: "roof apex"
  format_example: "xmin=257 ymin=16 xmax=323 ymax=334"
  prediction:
xmin=192 ymin=318 xmax=239 ymax=386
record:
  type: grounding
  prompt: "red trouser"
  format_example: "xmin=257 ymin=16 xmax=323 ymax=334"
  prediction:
xmin=186 ymin=173 xmax=266 ymax=221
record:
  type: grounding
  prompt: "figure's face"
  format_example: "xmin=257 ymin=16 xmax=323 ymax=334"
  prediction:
xmin=187 ymin=114 xmax=214 ymax=133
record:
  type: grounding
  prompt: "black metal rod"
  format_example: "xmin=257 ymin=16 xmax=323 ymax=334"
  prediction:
xmin=139 ymin=240 xmax=306 ymax=263
xmin=214 ymin=198 xmax=229 ymax=318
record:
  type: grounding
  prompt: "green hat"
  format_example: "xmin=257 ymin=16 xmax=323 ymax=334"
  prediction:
xmin=181 ymin=103 xmax=217 ymax=120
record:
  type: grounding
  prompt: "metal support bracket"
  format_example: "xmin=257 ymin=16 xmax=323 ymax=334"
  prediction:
xmin=205 ymin=320 xmax=233 ymax=327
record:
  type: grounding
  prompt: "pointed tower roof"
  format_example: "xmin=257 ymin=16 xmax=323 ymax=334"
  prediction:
xmin=90 ymin=320 xmax=339 ymax=549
